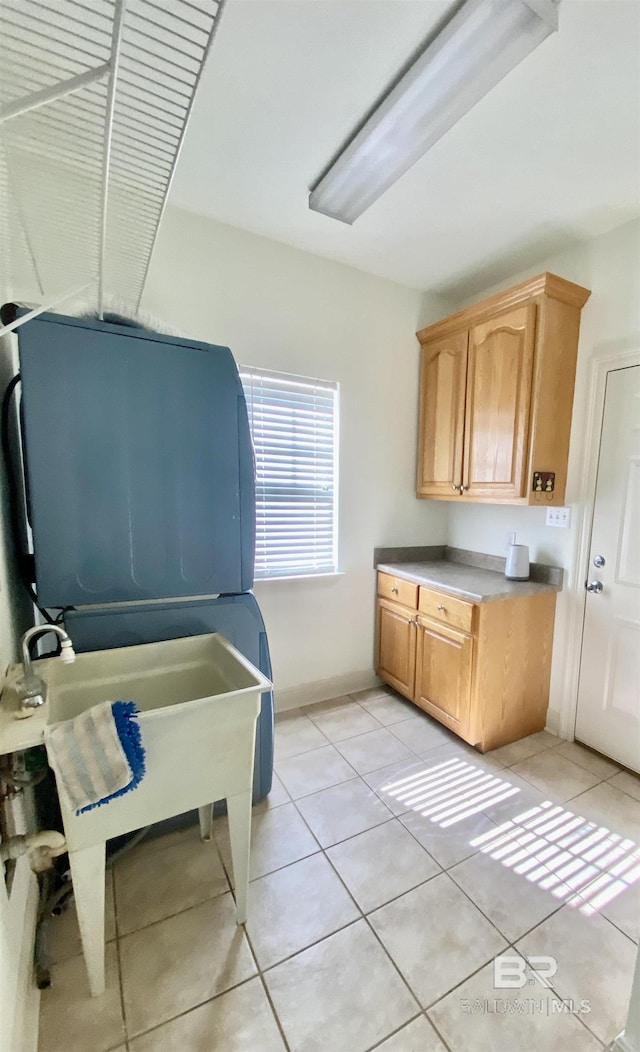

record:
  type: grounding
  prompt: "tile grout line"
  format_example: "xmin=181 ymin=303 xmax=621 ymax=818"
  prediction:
xmin=124 ymin=974 xmax=262 ymax=1047
xmin=43 ymin=711 xmax=638 ymax=1050
xmin=510 ymin=903 xmax=620 ymax=1048
xmin=255 ymin=969 xmax=292 ymax=1052
xmin=274 ymin=706 xmax=335 ymax=759
xmin=285 ymin=782 xmax=439 ymax=1044
xmin=421 ymin=1009 xmax=455 ymax=1052
xmin=281 ymin=762 xmax=497 ymax=1031
xmin=116 ymin=833 xmax=232 ymax=1045
xmin=421 ymin=1009 xmax=454 ymax=1052
xmin=398 ymin=811 xmax=500 ymax=873
xmin=423 ymin=938 xmax=607 ymax=1049
xmin=234 ymin=915 xmax=293 ymax=1052
xmin=115 ymin=885 xmax=232 ymax=943
xmin=361 ymin=1011 xmax=429 ymax=1052
xmin=542 ymin=975 xmax=609 ymax=1048
xmin=110 ymin=863 xmax=130 ymax=1049
xmin=445 ymin=863 xmax=568 ymax=945
xmin=275 ymin=771 xmax=361 ymax=803
xmin=245 ymin=738 xmax=637 ymax=962
xmin=210 ymin=810 xmax=385 ymax=983
xmin=221 ymin=774 xmax=426 ymax=1052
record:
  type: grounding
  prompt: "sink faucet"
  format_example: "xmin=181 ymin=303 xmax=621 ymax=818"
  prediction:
xmin=18 ymin=625 xmax=76 ymax=710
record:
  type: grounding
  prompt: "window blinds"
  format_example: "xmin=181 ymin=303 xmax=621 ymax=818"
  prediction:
xmin=240 ymin=367 xmax=339 ymax=579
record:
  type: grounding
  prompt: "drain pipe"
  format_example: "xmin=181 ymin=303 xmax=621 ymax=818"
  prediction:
xmin=0 ymin=830 xmax=67 ymax=872
xmin=2 ymin=831 xmax=68 ymax=989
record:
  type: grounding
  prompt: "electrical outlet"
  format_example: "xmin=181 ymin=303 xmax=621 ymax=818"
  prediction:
xmin=546 ymin=507 xmax=571 ymax=528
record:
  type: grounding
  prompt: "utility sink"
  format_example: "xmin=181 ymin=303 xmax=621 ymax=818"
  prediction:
xmin=0 ymin=633 xmax=269 ymax=747
xmin=0 ymin=632 xmax=272 ymax=998
xmin=49 ymin=633 xmax=265 ymax=720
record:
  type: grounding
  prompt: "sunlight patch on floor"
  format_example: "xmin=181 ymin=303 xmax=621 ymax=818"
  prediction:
xmin=379 ymin=756 xmax=521 ymax=827
xmin=470 ymin=800 xmax=640 ymax=917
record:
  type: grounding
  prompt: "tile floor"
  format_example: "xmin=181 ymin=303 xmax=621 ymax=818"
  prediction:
xmin=38 ymin=687 xmax=640 ymax=1052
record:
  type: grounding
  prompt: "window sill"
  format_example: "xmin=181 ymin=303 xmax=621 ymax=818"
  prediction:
xmin=254 ymin=571 xmax=345 ymax=584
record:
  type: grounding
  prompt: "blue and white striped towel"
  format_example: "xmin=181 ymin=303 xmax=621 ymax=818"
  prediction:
xmin=44 ymin=701 xmax=146 ymax=816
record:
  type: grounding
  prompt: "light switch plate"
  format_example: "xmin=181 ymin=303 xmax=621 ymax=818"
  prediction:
xmin=546 ymin=507 xmax=571 ymax=528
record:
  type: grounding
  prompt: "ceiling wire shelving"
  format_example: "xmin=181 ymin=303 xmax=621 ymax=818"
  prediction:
xmin=0 ymin=0 xmax=225 ymax=335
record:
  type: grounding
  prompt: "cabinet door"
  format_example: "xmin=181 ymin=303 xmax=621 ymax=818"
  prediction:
xmin=375 ymin=598 xmax=417 ymax=699
xmin=462 ymin=304 xmax=536 ymax=499
xmin=415 ymin=617 xmax=473 ymax=734
xmin=417 ymin=331 xmax=468 ymax=497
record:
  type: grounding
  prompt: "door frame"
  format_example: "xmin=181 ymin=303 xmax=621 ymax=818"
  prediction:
xmin=558 ymin=346 xmax=640 ymax=741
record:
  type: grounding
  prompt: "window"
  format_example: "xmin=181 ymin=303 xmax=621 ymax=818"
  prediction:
xmin=240 ymin=367 xmax=339 ymax=580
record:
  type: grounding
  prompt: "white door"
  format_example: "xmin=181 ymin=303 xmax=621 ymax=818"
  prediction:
xmin=575 ymin=364 xmax=640 ymax=772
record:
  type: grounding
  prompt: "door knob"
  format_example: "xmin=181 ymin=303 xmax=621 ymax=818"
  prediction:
xmin=593 ymin=555 xmax=605 ymax=568
xmin=586 ymin=580 xmax=603 ymax=594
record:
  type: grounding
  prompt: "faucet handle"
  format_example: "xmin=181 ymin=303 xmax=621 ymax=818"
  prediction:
xmin=16 ymin=671 xmax=48 ymax=713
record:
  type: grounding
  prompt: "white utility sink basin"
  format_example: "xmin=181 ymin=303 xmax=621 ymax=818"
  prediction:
xmin=0 ymin=632 xmax=272 ymax=998
xmin=50 ymin=633 xmax=262 ymax=718
xmin=1 ymin=633 xmax=264 ymax=740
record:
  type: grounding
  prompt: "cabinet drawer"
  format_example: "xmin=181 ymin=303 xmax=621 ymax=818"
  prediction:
xmin=418 ymin=587 xmax=474 ymax=633
xmin=377 ymin=572 xmax=418 ymax=609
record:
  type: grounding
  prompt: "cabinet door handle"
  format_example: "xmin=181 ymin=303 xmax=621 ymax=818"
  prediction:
xmin=459 ymin=484 xmax=467 ymax=493
xmin=451 ymin=484 xmax=460 ymax=491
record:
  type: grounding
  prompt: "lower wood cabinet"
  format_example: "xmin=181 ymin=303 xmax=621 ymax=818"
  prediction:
xmin=375 ymin=571 xmax=557 ymax=752
xmin=414 ymin=618 xmax=473 ymax=735
xmin=376 ymin=597 xmax=417 ymax=698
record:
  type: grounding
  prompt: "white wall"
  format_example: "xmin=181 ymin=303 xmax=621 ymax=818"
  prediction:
xmin=420 ymin=217 xmax=640 ymax=729
xmin=142 ymin=207 xmax=448 ymax=704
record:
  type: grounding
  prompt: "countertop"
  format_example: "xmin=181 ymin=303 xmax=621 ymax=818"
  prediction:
xmin=376 ymin=560 xmax=562 ymax=603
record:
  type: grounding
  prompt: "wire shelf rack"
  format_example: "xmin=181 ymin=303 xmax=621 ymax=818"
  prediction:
xmin=0 ymin=0 xmax=224 ymax=330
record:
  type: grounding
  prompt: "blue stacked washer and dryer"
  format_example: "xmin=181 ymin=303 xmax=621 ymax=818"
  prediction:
xmin=16 ymin=309 xmax=274 ymax=816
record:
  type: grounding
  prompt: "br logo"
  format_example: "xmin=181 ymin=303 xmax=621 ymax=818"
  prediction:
xmin=494 ymin=955 xmax=558 ymax=989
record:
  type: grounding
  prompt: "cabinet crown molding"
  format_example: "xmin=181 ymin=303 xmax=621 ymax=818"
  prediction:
xmin=416 ymin=272 xmax=591 ymax=345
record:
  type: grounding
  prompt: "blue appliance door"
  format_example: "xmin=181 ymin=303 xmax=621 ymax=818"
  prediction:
xmin=65 ymin=594 xmax=274 ymax=805
xmin=18 ymin=312 xmax=255 ymax=606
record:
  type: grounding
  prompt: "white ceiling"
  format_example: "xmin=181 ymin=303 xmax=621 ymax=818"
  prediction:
xmin=169 ymin=0 xmax=640 ymax=298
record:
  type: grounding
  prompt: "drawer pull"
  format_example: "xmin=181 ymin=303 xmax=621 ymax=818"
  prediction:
xmin=437 ymin=604 xmax=446 ymax=612
xmin=391 ymin=586 xmax=398 ymax=594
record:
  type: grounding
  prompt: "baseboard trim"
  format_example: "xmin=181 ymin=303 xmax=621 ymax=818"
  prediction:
xmin=544 ymin=708 xmax=561 ymax=737
xmin=612 ymin=1031 xmax=637 ymax=1052
xmin=274 ymin=670 xmax=382 ymax=713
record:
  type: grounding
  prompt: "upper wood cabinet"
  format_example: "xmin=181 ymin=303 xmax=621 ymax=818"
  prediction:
xmin=416 ymin=273 xmax=591 ymax=505
xmin=416 ymin=330 xmax=468 ymax=498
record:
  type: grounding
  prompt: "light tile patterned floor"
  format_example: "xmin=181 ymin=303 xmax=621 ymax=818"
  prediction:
xmin=38 ymin=688 xmax=640 ymax=1052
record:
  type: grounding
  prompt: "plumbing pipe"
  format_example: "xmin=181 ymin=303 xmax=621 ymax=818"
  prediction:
xmin=0 ymin=830 xmax=66 ymax=872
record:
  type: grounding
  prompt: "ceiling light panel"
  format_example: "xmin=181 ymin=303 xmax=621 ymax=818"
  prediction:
xmin=309 ymin=0 xmax=558 ymax=224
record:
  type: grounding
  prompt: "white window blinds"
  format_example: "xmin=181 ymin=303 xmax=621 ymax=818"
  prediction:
xmin=240 ymin=367 xmax=339 ymax=580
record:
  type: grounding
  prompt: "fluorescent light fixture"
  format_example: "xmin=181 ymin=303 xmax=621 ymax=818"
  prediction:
xmin=309 ymin=0 xmax=558 ymax=224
